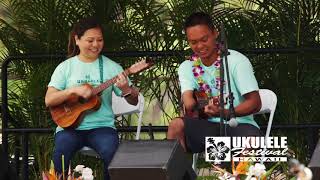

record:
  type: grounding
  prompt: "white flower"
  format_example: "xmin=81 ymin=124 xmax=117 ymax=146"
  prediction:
xmin=218 ymin=172 xmax=236 ymax=180
xmin=81 ymin=167 xmax=94 ymax=180
xmin=74 ymin=165 xmax=85 ymax=173
xmin=245 ymin=174 xmax=253 ymax=180
xmin=248 ymin=163 xmax=266 ymax=177
xmin=297 ymin=166 xmax=313 ymax=180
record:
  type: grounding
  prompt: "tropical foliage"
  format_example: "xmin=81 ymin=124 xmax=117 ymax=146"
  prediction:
xmin=1 ymin=0 xmax=320 ymax=179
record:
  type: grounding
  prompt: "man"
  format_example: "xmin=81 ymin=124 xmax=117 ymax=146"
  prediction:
xmin=167 ymin=12 xmax=262 ymax=153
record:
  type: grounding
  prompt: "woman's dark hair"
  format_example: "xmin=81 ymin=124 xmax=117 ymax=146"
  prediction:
xmin=67 ymin=17 xmax=104 ymax=57
xmin=184 ymin=12 xmax=215 ymax=32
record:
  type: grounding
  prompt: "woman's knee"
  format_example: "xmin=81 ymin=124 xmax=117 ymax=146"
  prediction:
xmin=99 ymin=145 xmax=118 ymax=166
xmin=90 ymin=131 xmax=119 ymax=165
xmin=55 ymin=133 xmax=82 ymax=151
xmin=53 ymin=130 xmax=83 ymax=163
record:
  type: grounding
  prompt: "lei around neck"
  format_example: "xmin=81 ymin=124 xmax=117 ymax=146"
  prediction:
xmin=190 ymin=49 xmax=222 ymax=97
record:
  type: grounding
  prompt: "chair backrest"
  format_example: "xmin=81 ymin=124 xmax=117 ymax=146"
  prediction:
xmin=254 ymin=89 xmax=277 ymax=115
xmin=112 ymin=92 xmax=144 ymax=140
xmin=254 ymin=89 xmax=277 ymax=138
xmin=112 ymin=92 xmax=144 ymax=115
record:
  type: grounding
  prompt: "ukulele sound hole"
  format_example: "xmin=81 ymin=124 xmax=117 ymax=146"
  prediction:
xmin=79 ymin=97 xmax=87 ymax=104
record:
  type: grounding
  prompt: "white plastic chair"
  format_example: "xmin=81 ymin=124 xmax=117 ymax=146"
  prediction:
xmin=112 ymin=92 xmax=145 ymax=140
xmin=254 ymin=89 xmax=277 ymax=164
xmin=80 ymin=92 xmax=145 ymax=156
xmin=254 ymin=89 xmax=277 ymax=139
xmin=192 ymin=89 xmax=277 ymax=171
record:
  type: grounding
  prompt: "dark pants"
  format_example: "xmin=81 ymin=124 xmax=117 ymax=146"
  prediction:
xmin=184 ymin=117 xmax=261 ymax=153
xmin=53 ymin=127 xmax=119 ymax=180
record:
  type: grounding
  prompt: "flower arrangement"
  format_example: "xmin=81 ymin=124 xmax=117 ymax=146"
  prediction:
xmin=42 ymin=161 xmax=62 ymax=180
xmin=288 ymin=159 xmax=313 ymax=180
xmin=211 ymin=161 xmax=271 ymax=180
xmin=42 ymin=160 xmax=94 ymax=180
xmin=209 ymin=159 xmax=312 ymax=180
xmin=73 ymin=165 xmax=94 ymax=180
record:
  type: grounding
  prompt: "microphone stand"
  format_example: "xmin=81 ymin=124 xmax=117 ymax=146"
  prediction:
xmin=219 ymin=23 xmax=236 ymax=136
xmin=218 ymin=23 xmax=226 ymax=136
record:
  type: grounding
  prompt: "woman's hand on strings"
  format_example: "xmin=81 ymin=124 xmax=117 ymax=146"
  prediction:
xmin=115 ymin=73 xmax=130 ymax=92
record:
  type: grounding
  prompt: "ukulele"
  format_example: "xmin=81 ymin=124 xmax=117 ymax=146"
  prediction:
xmin=184 ymin=91 xmax=220 ymax=118
xmin=49 ymin=59 xmax=153 ymax=128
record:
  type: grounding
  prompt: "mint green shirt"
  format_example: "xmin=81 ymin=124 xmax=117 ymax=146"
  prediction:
xmin=48 ymin=55 xmax=127 ymax=132
xmin=178 ymin=50 xmax=259 ymax=128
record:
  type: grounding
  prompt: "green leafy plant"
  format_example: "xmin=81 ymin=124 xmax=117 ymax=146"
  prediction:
xmin=1 ymin=0 xmax=320 ymax=179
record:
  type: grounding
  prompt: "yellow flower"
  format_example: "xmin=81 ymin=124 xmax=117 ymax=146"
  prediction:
xmin=234 ymin=161 xmax=250 ymax=175
xmin=49 ymin=161 xmax=55 ymax=175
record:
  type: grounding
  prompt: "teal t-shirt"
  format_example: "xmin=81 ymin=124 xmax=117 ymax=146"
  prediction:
xmin=178 ymin=49 xmax=259 ymax=128
xmin=48 ymin=55 xmax=128 ymax=132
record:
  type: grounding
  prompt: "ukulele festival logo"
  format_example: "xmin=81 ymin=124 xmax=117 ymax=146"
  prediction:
xmin=205 ymin=137 xmax=288 ymax=162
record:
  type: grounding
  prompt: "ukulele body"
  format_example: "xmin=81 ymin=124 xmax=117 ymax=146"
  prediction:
xmin=50 ymin=86 xmax=102 ymax=128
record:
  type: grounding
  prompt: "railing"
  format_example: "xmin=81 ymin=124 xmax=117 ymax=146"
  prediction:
xmin=2 ymin=48 xmax=320 ymax=180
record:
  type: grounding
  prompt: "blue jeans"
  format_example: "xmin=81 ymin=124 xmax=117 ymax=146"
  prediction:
xmin=53 ymin=127 xmax=119 ymax=180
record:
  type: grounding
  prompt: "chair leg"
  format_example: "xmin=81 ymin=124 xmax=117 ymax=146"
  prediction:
xmin=260 ymin=135 xmax=269 ymax=165
xmin=192 ymin=153 xmax=198 ymax=172
xmin=135 ymin=112 xmax=143 ymax=140
xmin=261 ymin=114 xmax=274 ymax=164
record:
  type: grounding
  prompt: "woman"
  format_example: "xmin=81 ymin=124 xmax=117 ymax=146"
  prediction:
xmin=45 ymin=17 xmax=139 ymax=180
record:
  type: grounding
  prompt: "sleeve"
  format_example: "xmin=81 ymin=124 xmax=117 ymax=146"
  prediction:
xmin=178 ymin=61 xmax=197 ymax=94
xmin=111 ymin=63 xmax=133 ymax=97
xmin=233 ymin=58 xmax=259 ymax=96
xmin=48 ymin=62 xmax=67 ymax=90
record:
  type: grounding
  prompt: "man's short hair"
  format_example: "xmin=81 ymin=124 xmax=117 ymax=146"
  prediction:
xmin=184 ymin=12 xmax=215 ymax=31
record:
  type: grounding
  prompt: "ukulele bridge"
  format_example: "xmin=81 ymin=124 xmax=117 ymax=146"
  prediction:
xmin=63 ymin=104 xmax=71 ymax=113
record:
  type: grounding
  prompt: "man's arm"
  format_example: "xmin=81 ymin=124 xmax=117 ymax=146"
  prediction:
xmin=234 ymin=91 xmax=261 ymax=116
xmin=181 ymin=90 xmax=200 ymax=117
xmin=204 ymin=91 xmax=261 ymax=117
